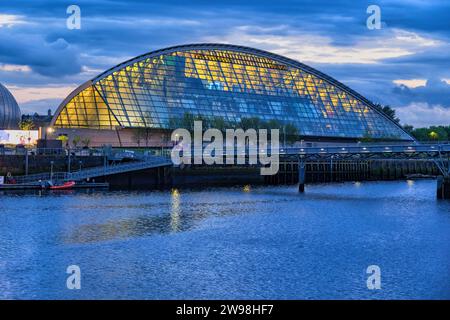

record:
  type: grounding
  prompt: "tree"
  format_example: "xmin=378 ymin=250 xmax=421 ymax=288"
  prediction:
xmin=180 ymin=112 xmax=195 ymax=131
xmin=210 ymin=116 xmax=227 ymax=132
xmin=81 ymin=137 xmax=91 ymax=148
xmin=284 ymin=123 xmax=299 ymax=144
xmin=57 ymin=135 xmax=69 ymax=148
xmin=429 ymin=131 xmax=439 ymax=140
xmin=373 ymin=103 xmax=400 ymax=123
xmin=72 ymin=136 xmax=81 ymax=148
xmin=359 ymin=130 xmax=374 ymax=142
xmin=403 ymin=124 xmax=414 ymax=134
xmin=19 ymin=119 xmax=35 ymax=130
xmin=132 ymin=128 xmax=146 ymax=147
xmin=240 ymin=117 xmax=263 ymax=130
xmin=265 ymin=119 xmax=282 ymax=130
xmin=407 ymin=125 xmax=450 ymax=141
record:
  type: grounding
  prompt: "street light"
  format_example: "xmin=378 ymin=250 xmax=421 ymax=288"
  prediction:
xmin=45 ymin=127 xmax=54 ymax=140
xmin=429 ymin=131 xmax=438 ymax=140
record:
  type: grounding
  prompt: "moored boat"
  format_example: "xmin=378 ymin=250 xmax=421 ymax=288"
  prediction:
xmin=49 ymin=181 xmax=76 ymax=190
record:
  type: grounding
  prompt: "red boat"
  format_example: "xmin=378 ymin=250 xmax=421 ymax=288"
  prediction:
xmin=49 ymin=181 xmax=76 ymax=190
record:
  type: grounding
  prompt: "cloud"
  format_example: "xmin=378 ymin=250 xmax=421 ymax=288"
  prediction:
xmin=396 ymin=103 xmax=450 ymax=127
xmin=0 ymin=0 xmax=449 ymax=126
xmin=392 ymin=78 xmax=450 ymax=106
xmin=204 ymin=26 xmax=443 ymax=64
xmin=7 ymin=85 xmax=77 ymax=104
xmin=0 ymin=64 xmax=31 ymax=72
xmin=0 ymin=14 xmax=28 ymax=28
xmin=392 ymin=79 xmax=427 ymax=88
xmin=0 ymin=33 xmax=83 ymax=77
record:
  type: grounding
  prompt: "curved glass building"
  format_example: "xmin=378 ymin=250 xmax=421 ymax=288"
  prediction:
xmin=52 ymin=44 xmax=413 ymax=141
xmin=0 ymin=83 xmax=21 ymax=129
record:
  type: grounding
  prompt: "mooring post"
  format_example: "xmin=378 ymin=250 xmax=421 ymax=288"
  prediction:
xmin=298 ymin=157 xmax=305 ymax=193
xmin=437 ymin=176 xmax=443 ymax=199
xmin=25 ymin=149 xmax=29 ymax=176
xmin=438 ymin=176 xmax=450 ymax=200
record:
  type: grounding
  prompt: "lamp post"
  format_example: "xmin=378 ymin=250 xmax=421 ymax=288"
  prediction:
xmin=45 ymin=127 xmax=54 ymax=154
xmin=68 ymin=150 xmax=71 ymax=173
xmin=330 ymin=155 xmax=334 ymax=182
xmin=50 ymin=161 xmax=54 ymax=181
xmin=45 ymin=127 xmax=54 ymax=141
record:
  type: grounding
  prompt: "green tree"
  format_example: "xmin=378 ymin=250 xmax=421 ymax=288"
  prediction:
xmin=81 ymin=137 xmax=91 ymax=148
xmin=403 ymin=124 xmax=414 ymax=134
xmin=19 ymin=119 xmax=35 ymax=130
xmin=72 ymin=136 xmax=81 ymax=148
xmin=408 ymin=125 xmax=450 ymax=141
xmin=373 ymin=103 xmax=400 ymax=123
xmin=240 ymin=117 xmax=263 ymax=130
xmin=210 ymin=116 xmax=227 ymax=132
xmin=265 ymin=119 xmax=282 ymax=130
xmin=57 ymin=135 xmax=69 ymax=147
xmin=429 ymin=131 xmax=439 ymax=140
xmin=284 ymin=123 xmax=299 ymax=144
xmin=180 ymin=112 xmax=195 ymax=131
xmin=359 ymin=130 xmax=374 ymax=142
xmin=428 ymin=126 xmax=448 ymax=141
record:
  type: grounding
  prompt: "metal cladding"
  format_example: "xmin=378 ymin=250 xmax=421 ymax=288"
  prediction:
xmin=0 ymin=83 xmax=21 ymax=129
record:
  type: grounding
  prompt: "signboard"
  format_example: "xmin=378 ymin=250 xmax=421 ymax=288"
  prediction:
xmin=0 ymin=130 xmax=39 ymax=145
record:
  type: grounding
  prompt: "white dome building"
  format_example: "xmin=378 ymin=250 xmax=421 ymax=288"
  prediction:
xmin=0 ymin=83 xmax=21 ymax=129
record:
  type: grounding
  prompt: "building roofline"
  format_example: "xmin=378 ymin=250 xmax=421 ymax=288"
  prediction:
xmin=51 ymin=43 xmax=414 ymax=140
xmin=50 ymin=80 xmax=92 ymax=126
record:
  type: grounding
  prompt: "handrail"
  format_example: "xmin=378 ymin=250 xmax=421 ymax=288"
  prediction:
xmin=10 ymin=156 xmax=172 ymax=185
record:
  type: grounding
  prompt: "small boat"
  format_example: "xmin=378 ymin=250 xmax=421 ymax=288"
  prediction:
xmin=49 ymin=181 xmax=76 ymax=190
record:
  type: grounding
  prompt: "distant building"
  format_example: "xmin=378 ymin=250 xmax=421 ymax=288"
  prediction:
xmin=0 ymin=83 xmax=21 ymax=129
xmin=50 ymin=44 xmax=413 ymax=146
xmin=21 ymin=109 xmax=53 ymax=129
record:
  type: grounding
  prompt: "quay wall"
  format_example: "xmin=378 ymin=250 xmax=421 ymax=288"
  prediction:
xmin=0 ymin=154 xmax=446 ymax=189
xmin=0 ymin=155 xmax=104 ymax=176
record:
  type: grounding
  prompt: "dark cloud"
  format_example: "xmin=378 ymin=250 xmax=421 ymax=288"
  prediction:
xmin=392 ymin=78 xmax=450 ymax=106
xmin=0 ymin=0 xmax=449 ymax=123
xmin=0 ymin=31 xmax=82 ymax=77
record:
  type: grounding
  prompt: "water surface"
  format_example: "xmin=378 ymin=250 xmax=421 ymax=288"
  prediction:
xmin=1 ymin=180 xmax=449 ymax=299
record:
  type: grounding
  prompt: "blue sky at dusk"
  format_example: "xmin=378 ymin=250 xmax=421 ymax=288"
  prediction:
xmin=0 ymin=0 xmax=449 ymax=127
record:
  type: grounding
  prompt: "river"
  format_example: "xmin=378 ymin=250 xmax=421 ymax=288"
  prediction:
xmin=0 ymin=180 xmax=449 ymax=299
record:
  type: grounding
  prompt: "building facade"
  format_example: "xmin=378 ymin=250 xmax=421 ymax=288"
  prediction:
xmin=51 ymin=44 xmax=413 ymax=145
xmin=0 ymin=83 xmax=21 ymax=129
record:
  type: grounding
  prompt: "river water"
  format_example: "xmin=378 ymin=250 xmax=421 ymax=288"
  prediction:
xmin=0 ymin=180 xmax=449 ymax=299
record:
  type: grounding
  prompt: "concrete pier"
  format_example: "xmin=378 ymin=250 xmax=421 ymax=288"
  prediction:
xmin=437 ymin=176 xmax=450 ymax=199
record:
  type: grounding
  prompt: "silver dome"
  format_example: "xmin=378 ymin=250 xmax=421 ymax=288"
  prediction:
xmin=0 ymin=83 xmax=21 ymax=129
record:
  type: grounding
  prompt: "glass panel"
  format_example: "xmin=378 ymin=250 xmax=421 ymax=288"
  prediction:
xmin=52 ymin=48 xmax=411 ymax=140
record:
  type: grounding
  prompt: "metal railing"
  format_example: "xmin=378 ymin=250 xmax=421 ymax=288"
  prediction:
xmin=13 ymin=172 xmax=68 ymax=185
xmin=0 ymin=147 xmax=108 ymax=157
xmin=287 ymin=144 xmax=450 ymax=155
xmin=67 ymin=156 xmax=172 ymax=181
xmin=10 ymin=155 xmax=172 ymax=185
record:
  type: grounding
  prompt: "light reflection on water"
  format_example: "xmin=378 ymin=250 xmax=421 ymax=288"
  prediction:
xmin=0 ymin=180 xmax=449 ymax=299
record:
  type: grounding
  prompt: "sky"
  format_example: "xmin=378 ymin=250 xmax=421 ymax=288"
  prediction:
xmin=0 ymin=0 xmax=449 ymax=127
